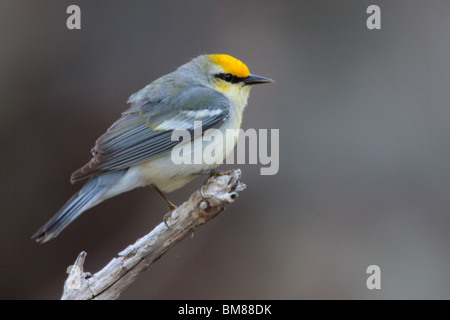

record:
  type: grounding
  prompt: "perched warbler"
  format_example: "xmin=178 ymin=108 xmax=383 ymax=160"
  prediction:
xmin=32 ymin=54 xmax=273 ymax=243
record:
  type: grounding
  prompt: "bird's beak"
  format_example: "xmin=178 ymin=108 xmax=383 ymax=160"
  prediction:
xmin=243 ymin=74 xmax=274 ymax=85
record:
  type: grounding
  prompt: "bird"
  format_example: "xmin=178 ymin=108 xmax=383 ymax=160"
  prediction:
xmin=32 ymin=54 xmax=273 ymax=243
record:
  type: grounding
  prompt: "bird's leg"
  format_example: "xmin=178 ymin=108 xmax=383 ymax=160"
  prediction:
xmin=152 ymin=185 xmax=177 ymax=229
xmin=197 ymin=169 xmax=236 ymax=199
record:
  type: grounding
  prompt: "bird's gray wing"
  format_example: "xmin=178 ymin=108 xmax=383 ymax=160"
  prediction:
xmin=71 ymin=86 xmax=231 ymax=183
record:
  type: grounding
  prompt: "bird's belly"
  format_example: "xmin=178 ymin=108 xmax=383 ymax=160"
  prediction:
xmin=137 ymin=154 xmax=206 ymax=192
xmin=137 ymin=116 xmax=240 ymax=192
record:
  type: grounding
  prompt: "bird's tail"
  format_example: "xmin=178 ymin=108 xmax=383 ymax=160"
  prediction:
xmin=32 ymin=170 xmax=127 ymax=243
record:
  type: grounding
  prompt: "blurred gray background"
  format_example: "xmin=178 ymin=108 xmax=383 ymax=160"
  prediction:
xmin=1 ymin=0 xmax=449 ymax=299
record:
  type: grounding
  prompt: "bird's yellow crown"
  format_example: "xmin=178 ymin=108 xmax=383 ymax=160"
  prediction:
xmin=208 ymin=54 xmax=250 ymax=78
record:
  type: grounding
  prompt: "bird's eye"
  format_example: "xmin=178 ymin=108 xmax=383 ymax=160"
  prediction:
xmin=216 ymin=73 xmax=241 ymax=84
xmin=224 ymin=73 xmax=233 ymax=82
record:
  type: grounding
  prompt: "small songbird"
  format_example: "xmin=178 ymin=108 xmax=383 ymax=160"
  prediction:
xmin=32 ymin=54 xmax=273 ymax=243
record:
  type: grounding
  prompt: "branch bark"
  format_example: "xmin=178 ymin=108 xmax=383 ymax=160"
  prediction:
xmin=61 ymin=169 xmax=246 ymax=300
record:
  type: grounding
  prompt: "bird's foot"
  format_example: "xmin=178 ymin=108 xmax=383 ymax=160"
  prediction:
xmin=199 ymin=169 xmax=238 ymax=199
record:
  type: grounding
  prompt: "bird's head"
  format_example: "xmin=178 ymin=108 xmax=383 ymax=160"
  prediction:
xmin=178 ymin=54 xmax=273 ymax=109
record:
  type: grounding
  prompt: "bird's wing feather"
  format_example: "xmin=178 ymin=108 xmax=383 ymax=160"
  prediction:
xmin=71 ymin=87 xmax=231 ymax=183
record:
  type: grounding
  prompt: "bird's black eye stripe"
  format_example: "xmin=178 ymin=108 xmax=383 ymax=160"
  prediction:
xmin=215 ymin=73 xmax=243 ymax=84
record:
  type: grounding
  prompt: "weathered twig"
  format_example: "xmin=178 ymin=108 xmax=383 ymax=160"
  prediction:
xmin=61 ymin=169 xmax=246 ymax=300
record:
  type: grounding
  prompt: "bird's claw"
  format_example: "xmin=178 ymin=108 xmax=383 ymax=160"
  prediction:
xmin=200 ymin=170 xmax=237 ymax=200
xmin=163 ymin=206 xmax=177 ymax=230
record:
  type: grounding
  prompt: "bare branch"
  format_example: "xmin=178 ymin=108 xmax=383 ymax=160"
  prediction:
xmin=61 ymin=169 xmax=246 ymax=300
